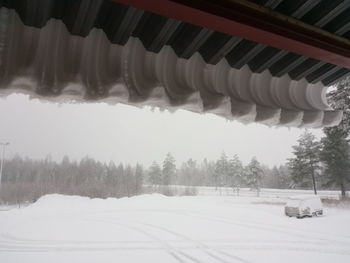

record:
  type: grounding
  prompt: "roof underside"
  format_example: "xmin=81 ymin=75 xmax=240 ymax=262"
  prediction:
xmin=0 ymin=0 xmax=349 ymax=127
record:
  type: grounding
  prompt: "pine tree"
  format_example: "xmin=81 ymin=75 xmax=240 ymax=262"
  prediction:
xmin=179 ymin=159 xmax=197 ymax=186
xmin=124 ymin=165 xmax=133 ymax=197
xmin=116 ymin=164 xmax=124 ymax=196
xmin=178 ymin=159 xmax=198 ymax=195
xmin=134 ymin=163 xmax=144 ymax=194
xmin=162 ymin=153 xmax=176 ymax=185
xmin=214 ymin=152 xmax=229 ymax=189
xmin=148 ymin=162 xmax=162 ymax=185
xmin=278 ymin=165 xmax=292 ymax=189
xmin=320 ymin=127 xmax=350 ymax=197
xmin=288 ymin=131 xmax=321 ymax=194
xmin=246 ymin=157 xmax=263 ymax=196
xmin=228 ymin=155 xmax=244 ymax=195
xmin=200 ymin=158 xmax=216 ymax=186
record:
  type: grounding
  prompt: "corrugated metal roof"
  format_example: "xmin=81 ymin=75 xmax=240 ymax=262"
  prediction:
xmin=2 ymin=0 xmax=349 ymax=86
xmin=0 ymin=0 xmax=347 ymax=128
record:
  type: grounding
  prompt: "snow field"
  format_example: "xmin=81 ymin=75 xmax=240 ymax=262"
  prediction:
xmin=1 ymin=194 xmax=350 ymax=263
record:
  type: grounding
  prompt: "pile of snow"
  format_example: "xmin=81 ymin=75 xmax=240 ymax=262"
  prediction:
xmin=29 ymin=194 xmax=187 ymax=212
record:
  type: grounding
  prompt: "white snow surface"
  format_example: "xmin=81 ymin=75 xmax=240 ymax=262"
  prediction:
xmin=1 ymin=194 xmax=350 ymax=263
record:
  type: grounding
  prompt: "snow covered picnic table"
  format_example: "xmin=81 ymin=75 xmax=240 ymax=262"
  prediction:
xmin=1 ymin=194 xmax=350 ymax=263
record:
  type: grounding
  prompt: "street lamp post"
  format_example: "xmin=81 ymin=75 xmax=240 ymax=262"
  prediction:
xmin=0 ymin=142 xmax=10 ymax=186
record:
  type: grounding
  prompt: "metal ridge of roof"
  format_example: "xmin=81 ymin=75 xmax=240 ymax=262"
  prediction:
xmin=0 ymin=8 xmax=342 ymax=128
xmin=2 ymin=0 xmax=350 ymax=86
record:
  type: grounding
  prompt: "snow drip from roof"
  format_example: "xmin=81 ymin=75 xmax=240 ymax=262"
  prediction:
xmin=0 ymin=8 xmax=342 ymax=127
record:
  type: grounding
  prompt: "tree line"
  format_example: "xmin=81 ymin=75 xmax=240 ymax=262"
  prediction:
xmin=1 ymin=151 xmax=289 ymax=204
xmin=0 ymin=156 xmax=144 ymax=204
xmin=149 ymin=152 xmax=287 ymax=196
xmin=0 ymin=135 xmax=348 ymax=205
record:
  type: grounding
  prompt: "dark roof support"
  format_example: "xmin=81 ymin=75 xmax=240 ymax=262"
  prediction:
xmin=111 ymin=0 xmax=350 ymax=69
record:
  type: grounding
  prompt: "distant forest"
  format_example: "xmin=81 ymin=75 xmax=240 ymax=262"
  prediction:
xmin=0 ymin=150 xmax=339 ymax=205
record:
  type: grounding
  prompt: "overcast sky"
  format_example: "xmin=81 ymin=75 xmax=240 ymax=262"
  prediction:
xmin=0 ymin=94 xmax=323 ymax=167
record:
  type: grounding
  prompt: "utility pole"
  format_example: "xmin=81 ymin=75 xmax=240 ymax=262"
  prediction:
xmin=0 ymin=142 xmax=10 ymax=186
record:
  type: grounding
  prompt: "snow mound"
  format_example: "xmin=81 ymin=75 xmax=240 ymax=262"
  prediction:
xmin=28 ymin=193 xmax=169 ymax=212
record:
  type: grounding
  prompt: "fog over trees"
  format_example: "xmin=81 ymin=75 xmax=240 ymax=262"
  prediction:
xmin=0 ymin=152 xmax=288 ymax=205
xmin=0 ymin=144 xmax=348 ymax=205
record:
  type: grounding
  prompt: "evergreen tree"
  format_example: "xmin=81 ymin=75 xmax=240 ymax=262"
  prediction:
xmin=278 ymin=165 xmax=292 ymax=189
xmin=162 ymin=153 xmax=176 ymax=185
xmin=124 ymin=165 xmax=133 ymax=197
xmin=228 ymin=155 xmax=244 ymax=195
xmin=179 ymin=159 xmax=197 ymax=186
xmin=148 ymin=162 xmax=162 ymax=185
xmin=134 ymin=163 xmax=144 ymax=194
xmin=200 ymin=158 xmax=216 ymax=186
xmin=320 ymin=127 xmax=350 ymax=197
xmin=214 ymin=152 xmax=229 ymax=189
xmin=288 ymin=131 xmax=321 ymax=194
xmin=116 ymin=163 xmax=124 ymax=196
xmin=246 ymin=157 xmax=263 ymax=196
xmin=260 ymin=165 xmax=276 ymax=189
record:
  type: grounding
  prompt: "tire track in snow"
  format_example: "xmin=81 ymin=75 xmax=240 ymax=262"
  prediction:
xmin=0 ymin=220 xmax=192 ymax=263
xmin=82 ymin=217 xmax=202 ymax=263
xmin=83 ymin=216 xmax=251 ymax=263
xmin=113 ymin=210 xmax=350 ymax=258
xmin=123 ymin=218 xmax=252 ymax=263
xmin=0 ymin=227 xmax=190 ymax=263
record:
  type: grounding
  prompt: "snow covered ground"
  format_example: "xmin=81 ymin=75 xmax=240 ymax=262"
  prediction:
xmin=1 ymin=194 xmax=350 ymax=263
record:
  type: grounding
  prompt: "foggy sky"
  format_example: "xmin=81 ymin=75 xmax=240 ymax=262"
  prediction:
xmin=0 ymin=94 xmax=323 ymax=167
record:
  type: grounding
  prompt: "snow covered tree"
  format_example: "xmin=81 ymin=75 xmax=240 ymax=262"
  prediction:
xmin=214 ymin=152 xmax=229 ymax=189
xmin=271 ymin=166 xmax=280 ymax=188
xmin=148 ymin=162 xmax=162 ymax=185
xmin=288 ymin=131 xmax=321 ymax=194
xmin=228 ymin=155 xmax=244 ymax=195
xmin=320 ymin=127 xmax=350 ymax=197
xmin=199 ymin=158 xmax=216 ymax=186
xmin=134 ymin=163 xmax=144 ymax=194
xmin=246 ymin=157 xmax=263 ymax=196
xmin=124 ymin=165 xmax=134 ymax=197
xmin=260 ymin=165 xmax=276 ymax=189
xmin=178 ymin=159 xmax=198 ymax=195
xmin=115 ymin=163 xmax=125 ymax=196
xmin=179 ymin=158 xmax=197 ymax=186
xmin=162 ymin=153 xmax=176 ymax=185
